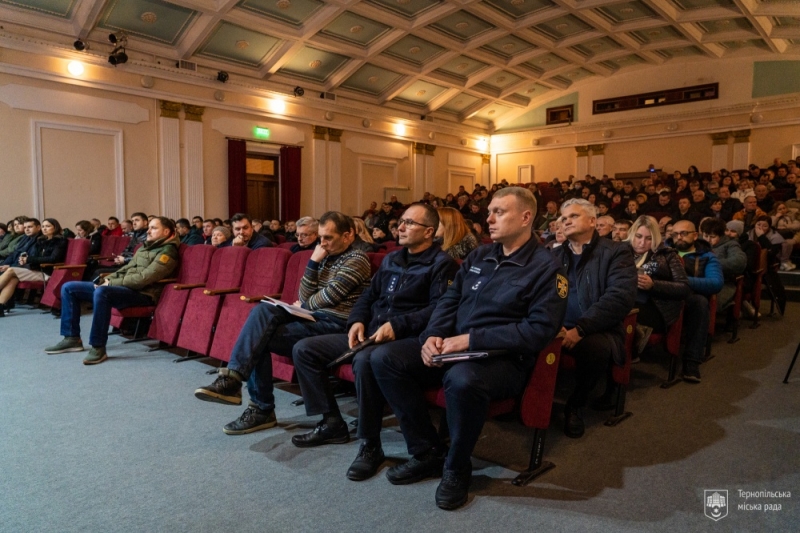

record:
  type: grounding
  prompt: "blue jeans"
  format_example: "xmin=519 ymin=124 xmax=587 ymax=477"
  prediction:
xmin=227 ymin=304 xmax=346 ymax=412
xmin=60 ymin=282 xmax=154 ymax=347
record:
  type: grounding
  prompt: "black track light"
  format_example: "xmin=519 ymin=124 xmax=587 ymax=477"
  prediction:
xmin=217 ymin=71 xmax=229 ymax=83
xmin=73 ymin=39 xmax=87 ymax=51
xmin=293 ymin=86 xmax=304 ymax=97
xmin=108 ymin=48 xmax=128 ymax=66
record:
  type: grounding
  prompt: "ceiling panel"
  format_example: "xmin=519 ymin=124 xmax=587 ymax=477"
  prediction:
xmin=473 ymin=102 xmax=514 ymax=121
xmin=237 ymin=0 xmax=324 ymax=27
xmin=570 ymin=36 xmax=624 ymax=58
xmin=197 ymin=22 xmax=281 ymax=67
xmin=696 ymin=18 xmax=755 ymax=35
xmin=381 ymin=34 xmax=446 ymax=65
xmin=532 ymin=14 xmax=593 ymax=41
xmin=429 ymin=10 xmax=496 ymax=42
xmin=365 ymin=0 xmax=442 ymax=19
xmin=630 ymin=25 xmax=686 ymax=44
xmin=393 ymin=79 xmax=449 ymax=106
xmin=480 ymin=34 xmax=537 ymax=59
xmin=671 ymin=0 xmax=735 ymax=10
xmin=0 ymin=0 xmax=76 ymax=18
xmin=320 ymin=11 xmax=392 ymax=47
xmin=340 ymin=63 xmax=404 ymax=95
xmin=483 ymin=0 xmax=555 ymax=20
xmin=99 ymin=0 xmax=197 ymax=45
xmin=277 ymin=45 xmax=351 ymax=82
xmin=434 ymin=55 xmax=490 ymax=79
xmin=439 ymin=92 xmax=482 ymax=113
xmin=596 ymin=1 xmax=660 ymax=24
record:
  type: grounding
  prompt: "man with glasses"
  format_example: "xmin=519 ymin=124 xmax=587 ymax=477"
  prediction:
xmin=290 ymin=217 xmax=320 ymax=253
xmin=670 ymin=220 xmax=724 ymax=383
xmin=291 ymin=204 xmax=458 ymax=480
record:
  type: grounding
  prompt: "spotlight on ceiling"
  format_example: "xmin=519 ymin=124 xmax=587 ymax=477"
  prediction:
xmin=108 ymin=33 xmax=126 ymax=45
xmin=217 ymin=71 xmax=229 ymax=83
xmin=73 ymin=39 xmax=87 ymax=51
xmin=293 ymin=86 xmax=304 ymax=97
xmin=108 ymin=47 xmax=128 ymax=66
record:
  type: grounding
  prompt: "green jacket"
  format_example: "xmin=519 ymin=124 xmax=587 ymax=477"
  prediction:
xmin=106 ymin=235 xmax=180 ymax=303
xmin=0 ymin=232 xmax=25 ymax=259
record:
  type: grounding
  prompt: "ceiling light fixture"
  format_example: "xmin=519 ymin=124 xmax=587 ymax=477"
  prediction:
xmin=293 ymin=86 xmax=304 ymax=97
xmin=217 ymin=71 xmax=229 ymax=83
xmin=67 ymin=61 xmax=84 ymax=76
xmin=107 ymin=33 xmax=128 ymax=66
xmin=73 ymin=39 xmax=88 ymax=51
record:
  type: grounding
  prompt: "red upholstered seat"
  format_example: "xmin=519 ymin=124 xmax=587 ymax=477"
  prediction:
xmin=209 ymin=248 xmax=292 ymax=362
xmin=17 ymin=238 xmax=90 ymax=309
xmin=278 ymin=242 xmax=295 ymax=250
xmin=99 ymin=236 xmax=131 ymax=267
xmin=366 ymin=252 xmax=386 ymax=276
xmin=271 ymin=250 xmax=313 ymax=381
xmin=92 ymin=235 xmax=116 ymax=260
xmin=275 ymin=235 xmax=286 ymax=244
xmin=174 ymin=246 xmax=250 ymax=356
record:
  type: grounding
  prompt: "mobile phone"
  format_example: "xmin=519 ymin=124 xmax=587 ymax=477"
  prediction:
xmin=92 ymin=275 xmax=103 ymax=285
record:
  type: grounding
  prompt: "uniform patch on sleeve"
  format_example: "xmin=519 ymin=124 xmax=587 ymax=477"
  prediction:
xmin=556 ymin=274 xmax=568 ymax=299
xmin=158 ymin=254 xmax=171 ymax=265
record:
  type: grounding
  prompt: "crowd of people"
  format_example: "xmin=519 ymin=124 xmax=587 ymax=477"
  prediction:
xmin=1 ymin=157 xmax=796 ymax=510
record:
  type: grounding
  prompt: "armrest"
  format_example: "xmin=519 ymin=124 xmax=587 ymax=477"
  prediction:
xmin=173 ymin=283 xmax=205 ymax=291
xmin=240 ymin=294 xmax=271 ymax=303
xmin=40 ymin=262 xmax=64 ymax=268
xmin=52 ymin=264 xmax=87 ymax=270
xmin=203 ymin=287 xmax=240 ymax=296
xmin=155 ymin=278 xmax=178 ymax=284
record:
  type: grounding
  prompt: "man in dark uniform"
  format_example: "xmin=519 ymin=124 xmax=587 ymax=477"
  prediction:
xmin=370 ymin=187 xmax=567 ymax=510
xmin=290 ymin=203 xmax=458 ymax=482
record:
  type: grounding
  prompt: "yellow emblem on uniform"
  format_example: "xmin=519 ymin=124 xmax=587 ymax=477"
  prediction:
xmin=556 ymin=274 xmax=568 ymax=299
xmin=627 ymin=325 xmax=633 ymax=334
xmin=546 ymin=353 xmax=556 ymax=365
xmin=158 ymin=254 xmax=171 ymax=264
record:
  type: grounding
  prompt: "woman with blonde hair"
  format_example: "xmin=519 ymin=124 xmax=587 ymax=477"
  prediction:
xmin=436 ymin=207 xmax=478 ymax=260
xmin=350 ymin=217 xmax=376 ymax=253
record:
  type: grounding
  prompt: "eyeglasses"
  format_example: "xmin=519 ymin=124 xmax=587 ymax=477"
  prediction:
xmin=397 ymin=218 xmax=431 ymax=229
xmin=296 ymin=233 xmax=315 ymax=239
xmin=670 ymin=231 xmax=696 ymax=238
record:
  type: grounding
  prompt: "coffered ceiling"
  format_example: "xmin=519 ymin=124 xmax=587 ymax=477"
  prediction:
xmin=1 ymin=0 xmax=799 ymax=131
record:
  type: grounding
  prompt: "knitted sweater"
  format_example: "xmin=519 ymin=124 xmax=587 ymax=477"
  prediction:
xmin=298 ymin=246 xmax=371 ymax=321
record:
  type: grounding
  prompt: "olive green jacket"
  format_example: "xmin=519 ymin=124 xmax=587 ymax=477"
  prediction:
xmin=0 ymin=232 xmax=25 ymax=260
xmin=105 ymin=235 xmax=180 ymax=303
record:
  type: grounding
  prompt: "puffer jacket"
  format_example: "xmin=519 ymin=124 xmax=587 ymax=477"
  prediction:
xmin=680 ymin=239 xmax=724 ymax=296
xmin=637 ymin=243 xmax=690 ymax=327
xmin=711 ymin=236 xmax=747 ymax=280
xmin=105 ymin=235 xmax=180 ymax=303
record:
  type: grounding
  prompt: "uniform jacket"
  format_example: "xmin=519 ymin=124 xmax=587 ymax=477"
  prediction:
xmin=680 ymin=239 xmax=724 ymax=296
xmin=552 ymin=233 xmax=637 ymax=366
xmin=637 ymin=243 xmax=690 ymax=327
xmin=347 ymin=243 xmax=458 ymax=339
xmin=105 ymin=235 xmax=180 ymax=303
xmin=422 ymin=237 xmax=567 ymax=366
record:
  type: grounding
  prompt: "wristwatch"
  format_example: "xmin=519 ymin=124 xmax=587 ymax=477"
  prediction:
xmin=575 ymin=324 xmax=586 ymax=338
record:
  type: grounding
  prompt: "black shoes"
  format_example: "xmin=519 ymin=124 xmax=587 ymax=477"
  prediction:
xmin=223 ymin=405 xmax=277 ymax=435
xmin=194 ymin=370 xmax=242 ymax=405
xmin=291 ymin=419 xmax=350 ymax=448
xmin=590 ymin=386 xmax=619 ymax=412
xmin=682 ymin=361 xmax=702 ymax=383
xmin=346 ymin=442 xmax=386 ymax=481
xmin=386 ymin=448 xmax=446 ymax=485
xmin=564 ymin=405 xmax=585 ymax=439
xmin=435 ymin=466 xmax=472 ymax=510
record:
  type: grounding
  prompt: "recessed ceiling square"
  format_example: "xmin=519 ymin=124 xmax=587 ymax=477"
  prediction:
xmin=523 ymin=52 xmax=569 ymax=72
xmin=533 ymin=14 xmax=593 ymax=41
xmin=393 ymin=80 xmax=448 ymax=106
xmin=277 ymin=46 xmax=350 ymax=82
xmin=197 ymin=22 xmax=281 ymax=67
xmin=697 ymin=18 xmax=754 ymax=35
xmin=474 ymin=103 xmax=513 ymax=121
xmin=435 ymin=55 xmax=489 ymax=79
xmin=480 ymin=71 xmax=523 ymax=90
xmin=671 ymin=0 xmax=734 ymax=10
xmin=483 ymin=0 xmax=554 ymax=20
xmin=439 ymin=92 xmax=481 ymax=113
xmin=320 ymin=11 xmax=391 ymax=47
xmin=237 ymin=0 xmax=324 ymax=27
xmin=481 ymin=35 xmax=537 ymax=59
xmin=596 ymin=1 xmax=659 ymax=24
xmin=340 ymin=63 xmax=404 ymax=95
xmin=365 ymin=0 xmax=442 ymax=19
xmin=516 ymin=83 xmax=551 ymax=98
xmin=630 ymin=25 xmax=685 ymax=44
xmin=382 ymin=35 xmax=446 ymax=66
xmin=0 ymin=0 xmax=77 ymax=18
xmin=99 ymin=0 xmax=197 ymax=45
xmin=429 ymin=10 xmax=495 ymax=42
xmin=719 ymin=39 xmax=769 ymax=50
xmin=571 ymin=37 xmax=623 ymax=58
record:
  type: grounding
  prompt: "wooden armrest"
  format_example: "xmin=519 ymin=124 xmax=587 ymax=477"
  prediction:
xmin=53 ymin=264 xmax=87 ymax=270
xmin=156 ymin=278 xmax=178 ymax=284
xmin=93 ymin=256 xmax=114 ymax=261
xmin=240 ymin=294 xmax=269 ymax=303
xmin=173 ymin=283 xmax=206 ymax=290
xmin=40 ymin=262 xmax=64 ymax=268
xmin=203 ymin=287 xmax=240 ymax=296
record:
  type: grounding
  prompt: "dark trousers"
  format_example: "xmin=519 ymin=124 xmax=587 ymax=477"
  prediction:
xmin=563 ymin=332 xmax=615 ymax=407
xmin=372 ymin=338 xmax=528 ymax=471
xmin=227 ymin=304 xmax=345 ymax=412
xmin=292 ymin=334 xmax=390 ymax=440
xmin=60 ymin=281 xmax=154 ymax=347
xmin=683 ymin=293 xmax=710 ymax=364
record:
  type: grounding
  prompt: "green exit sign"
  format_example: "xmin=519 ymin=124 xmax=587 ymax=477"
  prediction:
xmin=254 ymin=126 xmax=270 ymax=139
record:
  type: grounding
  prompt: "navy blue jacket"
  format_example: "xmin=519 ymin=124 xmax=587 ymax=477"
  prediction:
xmin=247 ymin=232 xmax=273 ymax=249
xmin=552 ymin=232 xmax=637 ymax=365
xmin=422 ymin=237 xmax=567 ymax=364
xmin=180 ymin=228 xmax=205 ymax=246
xmin=2 ymin=231 xmax=42 ymax=266
xmin=680 ymin=239 xmax=724 ymax=296
xmin=347 ymin=243 xmax=458 ymax=338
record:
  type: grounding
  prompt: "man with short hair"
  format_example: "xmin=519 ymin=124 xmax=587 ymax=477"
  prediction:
xmin=700 ymin=218 xmax=747 ymax=310
xmin=596 ymin=215 xmax=615 ymax=238
xmin=284 ymin=220 xmax=297 ymax=242
xmin=754 ymin=184 xmax=774 ymax=213
xmin=643 ymin=190 xmax=673 ymax=214
xmin=1 ymin=218 xmax=42 ymax=267
xmin=553 ymin=199 xmax=636 ymax=438
xmin=194 ymin=212 xmax=372 ymax=435
xmin=230 ymin=213 xmax=273 ymax=249
xmin=45 ymin=217 xmax=180 ymax=365
xmin=733 ymin=195 xmax=767 ymax=233
xmin=370 ymin=187 xmax=567 ymax=510
xmin=291 ymin=204 xmax=458 ymax=480
xmin=202 ymin=219 xmax=215 ymax=245
xmin=671 ymin=197 xmax=701 ymax=226
xmin=115 ymin=213 xmax=148 ymax=265
xmin=290 ymin=217 xmax=320 ymax=253
xmin=103 ymin=217 xmax=123 ymax=237
xmin=535 ymin=201 xmax=559 ymax=232
xmin=613 ymin=219 xmax=633 ymax=242
xmin=120 ymin=219 xmax=133 ymax=236
xmin=176 ymin=218 xmax=204 ymax=246
xmin=717 ymin=186 xmax=743 ymax=221
xmin=192 ymin=216 xmax=203 ymax=231
xmin=670 ymin=220 xmax=723 ymax=382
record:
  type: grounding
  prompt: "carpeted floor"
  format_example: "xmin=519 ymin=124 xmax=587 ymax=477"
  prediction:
xmin=0 ymin=304 xmax=798 ymax=532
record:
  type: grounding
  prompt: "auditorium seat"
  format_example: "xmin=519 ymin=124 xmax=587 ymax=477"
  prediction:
xmin=17 ymin=238 xmax=91 ymax=310
xmin=271 ymin=250 xmax=314 ymax=381
xmin=366 ymin=252 xmax=385 ymax=276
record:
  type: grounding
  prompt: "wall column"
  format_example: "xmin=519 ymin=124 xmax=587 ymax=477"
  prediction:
xmin=481 ymin=154 xmax=490 ymax=185
xmin=576 ymin=146 xmax=589 ymax=179
xmin=589 ymin=144 xmax=605 ymax=178
xmin=182 ymin=104 xmax=204 ymax=218
xmin=311 ymin=126 xmax=327 ymax=217
xmin=424 ymin=144 xmax=436 ymax=193
xmin=413 ymin=143 xmax=425 ymax=199
xmin=327 ymin=128 xmax=342 ymax=211
xmin=732 ymin=129 xmax=751 ymax=170
xmin=711 ymin=132 xmax=731 ymax=172
xmin=158 ymin=100 xmax=182 ymax=220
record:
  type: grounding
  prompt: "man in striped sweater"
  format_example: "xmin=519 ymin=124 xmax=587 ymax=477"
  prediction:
xmin=194 ymin=211 xmax=372 ymax=435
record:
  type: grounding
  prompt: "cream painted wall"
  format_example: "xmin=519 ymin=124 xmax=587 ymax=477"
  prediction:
xmin=602 ymin=135 xmax=714 ymax=176
xmin=749 ymin=123 xmax=800 ymax=165
xmin=497 ymin=148 xmax=575 ymax=183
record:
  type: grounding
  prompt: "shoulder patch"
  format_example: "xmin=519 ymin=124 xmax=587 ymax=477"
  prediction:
xmin=556 ymin=273 xmax=568 ymax=299
xmin=158 ymin=254 xmax=171 ymax=265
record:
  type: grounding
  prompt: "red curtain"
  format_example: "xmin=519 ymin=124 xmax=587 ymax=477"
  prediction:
xmin=280 ymin=145 xmax=302 ymax=221
xmin=227 ymin=139 xmax=247 ymax=217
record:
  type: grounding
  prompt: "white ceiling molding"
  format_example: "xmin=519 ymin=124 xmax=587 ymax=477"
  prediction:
xmin=211 ymin=116 xmax=306 ymax=146
xmin=0 ymin=83 xmax=149 ymax=123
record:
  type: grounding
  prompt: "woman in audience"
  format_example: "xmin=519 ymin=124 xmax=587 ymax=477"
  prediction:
xmin=211 ymin=226 xmax=232 ymax=247
xmin=351 ymin=217 xmax=377 ymax=253
xmin=0 ymin=218 xmax=67 ymax=316
xmin=435 ymin=207 xmax=479 ymax=260
xmin=0 ymin=216 xmax=27 ymax=260
xmin=748 ymin=215 xmax=796 ymax=271
xmin=75 ymin=220 xmax=102 ymax=256
xmin=371 ymin=224 xmax=392 ymax=245
xmin=626 ymin=215 xmax=690 ymax=355
xmin=770 ymin=202 xmax=800 ymax=238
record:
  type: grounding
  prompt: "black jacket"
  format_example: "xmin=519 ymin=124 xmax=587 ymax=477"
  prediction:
xmin=552 ymin=233 xmax=637 ymax=365
xmin=121 ymin=229 xmax=147 ymax=260
xmin=635 ymin=244 xmax=690 ymax=327
xmin=2 ymin=231 xmax=43 ymax=267
xmin=348 ymin=243 xmax=458 ymax=339
xmin=27 ymin=235 xmax=69 ymax=275
xmin=422 ymin=237 xmax=567 ymax=367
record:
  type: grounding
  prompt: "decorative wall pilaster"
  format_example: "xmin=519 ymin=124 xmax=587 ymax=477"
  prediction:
xmin=589 ymin=144 xmax=605 ymax=178
xmin=413 ymin=143 xmax=426 ymax=198
xmin=576 ymin=146 xmax=589 ymax=180
xmin=312 ymin=126 xmax=328 ymax=216
xmin=481 ymin=154 xmax=490 ymax=185
xmin=732 ymin=129 xmax=751 ymax=170
xmin=327 ymin=129 xmax=342 ymax=211
xmin=182 ymin=104 xmax=204 ymax=218
xmin=424 ymin=144 xmax=436 ymax=193
xmin=158 ymin=100 xmax=181 ymax=219
xmin=711 ymin=131 xmax=731 ymax=172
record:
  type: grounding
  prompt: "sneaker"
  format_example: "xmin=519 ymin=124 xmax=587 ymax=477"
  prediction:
xmin=194 ymin=369 xmax=242 ymax=405
xmin=346 ymin=442 xmax=386 ymax=481
xmin=223 ymin=405 xmax=277 ymax=435
xmin=83 ymin=346 xmax=107 ymax=365
xmin=435 ymin=466 xmax=472 ymax=510
xmin=44 ymin=337 xmax=84 ymax=354
xmin=635 ymin=324 xmax=653 ymax=355
xmin=386 ymin=448 xmax=446 ymax=485
xmin=564 ymin=405 xmax=585 ymax=438
xmin=780 ymin=262 xmax=795 ymax=272
xmin=682 ymin=361 xmax=702 ymax=383
xmin=291 ymin=419 xmax=350 ymax=448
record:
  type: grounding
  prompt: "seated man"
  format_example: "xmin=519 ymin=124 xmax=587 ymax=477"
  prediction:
xmin=230 ymin=213 xmax=273 ymax=249
xmin=202 ymin=219 xmax=215 ymax=245
xmin=370 ymin=187 xmax=566 ymax=510
xmin=291 ymin=203 xmax=458 ymax=480
xmin=596 ymin=215 xmax=615 ymax=238
xmin=553 ymin=199 xmax=636 ymax=438
xmin=733 ymin=195 xmax=767 ymax=234
xmin=45 ymin=217 xmax=180 ymax=365
xmin=290 ymin=217 xmax=320 ymax=253
xmin=115 ymin=212 xmax=148 ymax=265
xmin=102 ymin=217 xmax=123 ymax=237
xmin=193 ymin=212 xmax=372 ymax=435
xmin=613 ymin=219 xmax=633 ymax=242
xmin=176 ymin=218 xmax=204 ymax=246
xmin=670 ymin=220 xmax=724 ymax=383
xmin=700 ymin=218 xmax=746 ymax=310
xmin=284 ymin=220 xmax=297 ymax=242
xmin=120 ymin=219 xmax=133 ymax=236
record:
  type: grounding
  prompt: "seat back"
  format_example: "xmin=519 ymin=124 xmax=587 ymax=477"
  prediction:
xmin=611 ymin=311 xmax=638 ymax=387
xmin=275 ymin=234 xmax=286 ymax=244
xmin=278 ymin=242 xmax=295 ymax=250
xmin=209 ymin=248 xmax=293 ymax=362
xmin=96 ymin=235 xmax=116 ymax=257
xmin=174 ymin=246 xmax=250 ymax=355
xmin=520 ymin=336 xmax=564 ymax=428
xmin=114 ymin=236 xmax=131 ymax=255
xmin=40 ymin=238 xmax=92 ymax=308
xmin=367 ymin=252 xmax=386 ymax=276
xmin=280 ymin=250 xmax=313 ymax=303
